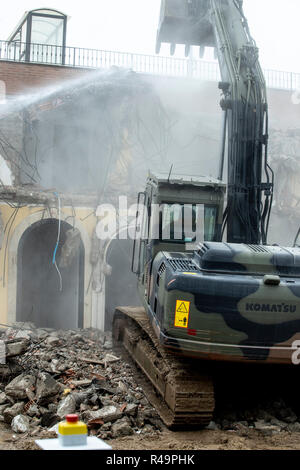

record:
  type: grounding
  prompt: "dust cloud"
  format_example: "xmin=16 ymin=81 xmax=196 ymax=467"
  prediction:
xmin=0 ymin=66 xmax=299 ymax=328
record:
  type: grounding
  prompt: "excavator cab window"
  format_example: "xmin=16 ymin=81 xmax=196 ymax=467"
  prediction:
xmin=159 ymin=203 xmax=217 ymax=243
xmin=131 ymin=191 xmax=148 ymax=275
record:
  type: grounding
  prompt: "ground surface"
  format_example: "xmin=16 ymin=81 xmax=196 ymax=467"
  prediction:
xmin=1 ymin=422 xmax=300 ymax=451
xmin=110 ymin=429 xmax=300 ymax=451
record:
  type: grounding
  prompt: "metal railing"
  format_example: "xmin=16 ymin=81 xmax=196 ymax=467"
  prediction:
xmin=1 ymin=40 xmax=299 ymax=91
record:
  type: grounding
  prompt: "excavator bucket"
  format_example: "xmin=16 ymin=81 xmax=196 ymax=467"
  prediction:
xmin=155 ymin=0 xmax=215 ymax=56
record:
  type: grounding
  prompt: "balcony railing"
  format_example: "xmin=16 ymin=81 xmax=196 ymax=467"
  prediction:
xmin=1 ymin=40 xmax=299 ymax=91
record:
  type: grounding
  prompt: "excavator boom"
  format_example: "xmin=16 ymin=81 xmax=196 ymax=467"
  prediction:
xmin=156 ymin=0 xmax=273 ymax=245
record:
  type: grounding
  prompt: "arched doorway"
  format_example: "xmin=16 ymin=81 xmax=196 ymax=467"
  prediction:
xmin=16 ymin=219 xmax=84 ymax=329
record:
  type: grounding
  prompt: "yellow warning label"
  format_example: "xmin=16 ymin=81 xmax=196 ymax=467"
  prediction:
xmin=174 ymin=300 xmax=190 ymax=329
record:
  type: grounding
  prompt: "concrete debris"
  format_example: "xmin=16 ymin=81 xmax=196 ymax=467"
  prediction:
xmin=0 ymin=362 xmax=22 ymax=379
xmin=3 ymin=402 xmax=25 ymax=423
xmin=82 ymin=405 xmax=122 ymax=424
xmin=56 ymin=394 xmax=76 ymax=419
xmin=70 ymin=379 xmax=92 ymax=388
xmin=232 ymin=422 xmax=250 ymax=437
xmin=125 ymin=403 xmax=138 ymax=416
xmin=254 ymin=420 xmax=281 ymax=437
xmin=0 ymin=322 xmax=162 ymax=440
xmin=11 ymin=415 xmax=30 ymax=433
xmin=5 ymin=374 xmax=36 ymax=400
xmin=215 ymin=395 xmax=300 ymax=435
xmin=276 ymin=407 xmax=298 ymax=423
xmin=117 ymin=381 xmax=127 ymax=393
xmin=11 ymin=330 xmax=32 ymax=341
xmin=103 ymin=339 xmax=113 ymax=350
xmin=104 ymin=354 xmax=120 ymax=365
xmin=111 ymin=417 xmax=134 ymax=438
xmin=0 ymin=392 xmax=8 ymax=405
xmin=36 ymin=372 xmax=62 ymax=402
xmin=45 ymin=336 xmax=61 ymax=347
xmin=206 ymin=421 xmax=220 ymax=431
xmin=40 ymin=411 xmax=58 ymax=428
xmin=26 ymin=404 xmax=40 ymax=418
xmin=5 ymin=322 xmax=35 ymax=340
xmin=140 ymin=424 xmax=155 ymax=435
xmin=5 ymin=339 xmax=30 ymax=358
xmin=0 ymin=404 xmax=10 ymax=420
xmin=287 ymin=422 xmax=300 ymax=433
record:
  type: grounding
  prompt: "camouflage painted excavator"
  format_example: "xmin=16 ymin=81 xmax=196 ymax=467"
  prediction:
xmin=113 ymin=0 xmax=300 ymax=428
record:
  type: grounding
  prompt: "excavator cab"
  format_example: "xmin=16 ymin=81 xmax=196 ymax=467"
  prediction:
xmin=131 ymin=172 xmax=226 ymax=286
xmin=156 ymin=0 xmax=215 ymax=56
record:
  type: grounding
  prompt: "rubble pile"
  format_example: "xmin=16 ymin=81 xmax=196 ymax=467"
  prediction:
xmin=2 ymin=323 xmax=300 ymax=442
xmin=0 ymin=323 xmax=163 ymax=440
xmin=210 ymin=379 xmax=300 ymax=438
xmin=210 ymin=399 xmax=300 ymax=437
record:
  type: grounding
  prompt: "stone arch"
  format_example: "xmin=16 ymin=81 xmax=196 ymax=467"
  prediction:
xmin=7 ymin=210 xmax=94 ymax=328
xmin=17 ymin=218 xmax=84 ymax=329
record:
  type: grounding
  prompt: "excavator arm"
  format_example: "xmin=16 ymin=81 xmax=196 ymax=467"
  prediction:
xmin=156 ymin=0 xmax=273 ymax=244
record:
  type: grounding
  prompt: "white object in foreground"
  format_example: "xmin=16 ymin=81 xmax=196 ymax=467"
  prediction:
xmin=35 ymin=436 xmax=112 ymax=451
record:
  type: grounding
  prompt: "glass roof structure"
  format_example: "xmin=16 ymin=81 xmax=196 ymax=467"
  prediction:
xmin=7 ymin=8 xmax=67 ymax=64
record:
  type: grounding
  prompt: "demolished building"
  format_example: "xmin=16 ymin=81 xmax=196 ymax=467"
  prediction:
xmin=0 ymin=67 xmax=177 ymax=331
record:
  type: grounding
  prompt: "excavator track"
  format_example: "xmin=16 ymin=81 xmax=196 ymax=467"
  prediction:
xmin=113 ymin=307 xmax=215 ymax=429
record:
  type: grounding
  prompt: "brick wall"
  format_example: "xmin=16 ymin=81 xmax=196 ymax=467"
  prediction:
xmin=0 ymin=61 xmax=94 ymax=97
xmin=0 ymin=61 xmax=95 ymax=183
xmin=1 ymin=60 xmax=299 ymax=129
